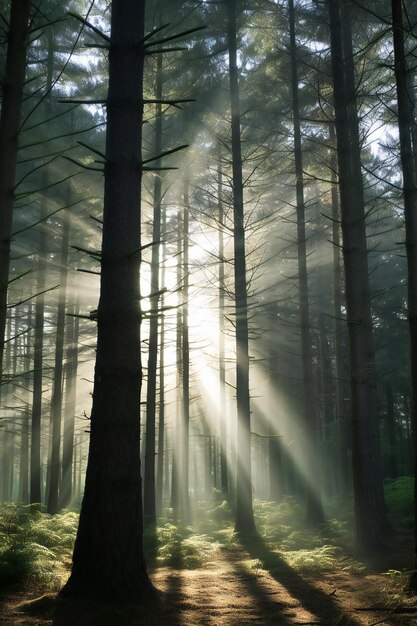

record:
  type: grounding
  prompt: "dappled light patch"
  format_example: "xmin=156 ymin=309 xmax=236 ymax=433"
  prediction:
xmin=154 ymin=522 xmax=221 ymax=569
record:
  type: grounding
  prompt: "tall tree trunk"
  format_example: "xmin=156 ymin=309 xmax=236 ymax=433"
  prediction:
xmin=218 ymin=150 xmax=229 ymax=497
xmin=328 ymin=0 xmax=388 ymax=556
xmin=390 ymin=0 xmax=417 ymax=589
xmin=289 ymin=0 xmax=324 ymax=524
xmin=30 ymin=223 xmax=47 ymax=505
xmin=61 ymin=0 xmax=152 ymax=600
xmin=156 ymin=199 xmax=166 ymax=514
xmin=47 ymin=209 xmax=71 ymax=514
xmin=143 ymin=51 xmax=163 ymax=526
xmin=60 ymin=301 xmax=79 ymax=510
xmin=182 ymin=181 xmax=190 ymax=522
xmin=171 ymin=208 xmax=183 ymax=517
xmin=329 ymin=122 xmax=350 ymax=491
xmin=385 ymin=383 xmax=397 ymax=480
xmin=0 ymin=0 xmax=31 ymax=390
xmin=19 ymin=308 xmax=32 ymax=505
xmin=268 ymin=351 xmax=283 ymax=502
xmin=30 ymin=28 xmax=55 ymax=507
xmin=227 ymin=0 xmax=256 ymax=535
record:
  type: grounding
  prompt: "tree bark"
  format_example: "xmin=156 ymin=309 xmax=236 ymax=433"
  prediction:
xmin=289 ymin=0 xmax=324 ymax=524
xmin=329 ymin=123 xmax=350 ymax=491
xmin=47 ymin=209 xmax=71 ymax=514
xmin=218 ymin=150 xmax=229 ymax=496
xmin=0 ymin=0 xmax=31 ymax=390
xmin=227 ymin=0 xmax=256 ymax=536
xmin=390 ymin=0 xmax=417 ymax=589
xmin=60 ymin=301 xmax=79 ymax=510
xmin=328 ymin=0 xmax=388 ymax=556
xmin=143 ymin=53 xmax=163 ymax=526
xmin=60 ymin=0 xmax=153 ymax=600
xmin=182 ymin=181 xmax=191 ymax=522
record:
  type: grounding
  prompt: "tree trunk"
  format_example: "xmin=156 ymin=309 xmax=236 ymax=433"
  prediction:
xmin=385 ymin=383 xmax=397 ymax=480
xmin=218 ymin=149 xmax=229 ymax=497
xmin=268 ymin=351 xmax=283 ymax=502
xmin=0 ymin=0 xmax=31 ymax=390
xmin=156 ymin=197 xmax=166 ymax=514
xmin=390 ymin=0 xmax=417 ymax=589
xmin=30 ymin=221 xmax=47 ymax=505
xmin=60 ymin=300 xmax=79 ymax=510
xmin=329 ymin=122 xmax=350 ymax=491
xmin=328 ymin=0 xmax=388 ymax=556
xmin=227 ymin=0 xmax=256 ymax=536
xmin=171 ymin=208 xmax=183 ymax=518
xmin=60 ymin=0 xmax=152 ymax=600
xmin=143 ymin=50 xmax=163 ymax=526
xmin=181 ymin=182 xmax=191 ymax=522
xmin=289 ymin=0 xmax=324 ymax=524
xmin=47 ymin=209 xmax=71 ymax=514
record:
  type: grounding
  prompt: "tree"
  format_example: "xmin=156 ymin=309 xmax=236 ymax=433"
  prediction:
xmin=328 ymin=0 xmax=389 ymax=556
xmin=227 ymin=0 xmax=256 ymax=536
xmin=143 ymin=46 xmax=164 ymax=527
xmin=390 ymin=0 xmax=417 ymax=590
xmin=0 ymin=0 xmax=31 ymax=390
xmin=288 ymin=0 xmax=324 ymax=524
xmin=61 ymin=0 xmax=153 ymax=600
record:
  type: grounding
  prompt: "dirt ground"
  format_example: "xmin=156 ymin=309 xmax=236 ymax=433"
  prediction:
xmin=1 ymin=545 xmax=417 ymax=626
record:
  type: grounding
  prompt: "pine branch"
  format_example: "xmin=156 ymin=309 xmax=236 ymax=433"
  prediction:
xmin=58 ymin=99 xmax=107 ymax=105
xmin=145 ymin=46 xmax=188 ymax=55
xmin=72 ymin=245 xmax=101 ymax=260
xmin=142 ymin=144 xmax=188 ymax=165
xmin=143 ymin=166 xmax=178 ymax=171
xmin=144 ymin=25 xmax=206 ymax=49
xmin=142 ymin=23 xmax=171 ymax=43
xmin=8 ymin=285 xmax=60 ymax=308
xmin=77 ymin=141 xmax=106 ymax=160
xmin=67 ymin=11 xmax=111 ymax=43
xmin=144 ymin=98 xmax=195 ymax=109
xmin=77 ymin=269 xmax=101 ymax=275
xmin=8 ymin=269 xmax=32 ymax=285
xmin=12 ymin=197 xmax=88 ymax=238
xmin=20 ymin=122 xmax=105 ymax=149
xmin=62 ymin=156 xmax=104 ymax=172
xmin=14 ymin=173 xmax=79 ymax=200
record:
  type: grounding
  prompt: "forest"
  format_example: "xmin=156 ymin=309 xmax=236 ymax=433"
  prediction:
xmin=0 ymin=0 xmax=417 ymax=624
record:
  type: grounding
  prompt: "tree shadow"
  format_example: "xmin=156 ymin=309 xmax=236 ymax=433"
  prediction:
xmin=240 ymin=534 xmax=364 ymax=626
xmin=231 ymin=562 xmax=294 ymax=625
xmin=6 ymin=572 xmax=184 ymax=626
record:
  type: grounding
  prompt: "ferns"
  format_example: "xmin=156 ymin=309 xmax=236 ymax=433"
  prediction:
xmin=0 ymin=477 xmax=413 ymax=587
xmin=0 ymin=504 xmax=78 ymax=586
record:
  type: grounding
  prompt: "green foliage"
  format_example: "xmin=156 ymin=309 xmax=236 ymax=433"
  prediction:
xmin=284 ymin=545 xmax=365 ymax=575
xmin=0 ymin=504 xmax=78 ymax=586
xmin=154 ymin=522 xmax=220 ymax=568
xmin=384 ymin=476 xmax=414 ymax=528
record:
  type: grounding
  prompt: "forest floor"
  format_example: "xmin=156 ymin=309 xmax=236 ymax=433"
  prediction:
xmin=1 ymin=541 xmax=417 ymax=626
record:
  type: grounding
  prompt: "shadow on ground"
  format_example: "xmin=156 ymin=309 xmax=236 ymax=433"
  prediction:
xmin=240 ymin=533 xmax=363 ymax=626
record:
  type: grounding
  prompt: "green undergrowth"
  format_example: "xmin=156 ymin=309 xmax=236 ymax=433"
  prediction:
xmin=384 ymin=476 xmax=414 ymax=528
xmin=0 ymin=477 xmax=413 ymax=589
xmin=253 ymin=497 xmax=365 ymax=575
xmin=0 ymin=503 xmax=78 ymax=587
